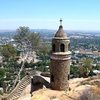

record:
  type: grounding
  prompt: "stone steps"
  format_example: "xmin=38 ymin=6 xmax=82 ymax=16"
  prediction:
xmin=5 ymin=75 xmax=31 ymax=100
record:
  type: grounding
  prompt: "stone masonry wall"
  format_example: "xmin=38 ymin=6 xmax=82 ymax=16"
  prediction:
xmin=50 ymin=59 xmax=70 ymax=90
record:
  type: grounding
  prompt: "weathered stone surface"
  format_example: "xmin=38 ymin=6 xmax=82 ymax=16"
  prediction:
xmin=50 ymin=59 xmax=70 ymax=90
xmin=50 ymin=22 xmax=71 ymax=91
xmin=31 ymin=76 xmax=50 ymax=93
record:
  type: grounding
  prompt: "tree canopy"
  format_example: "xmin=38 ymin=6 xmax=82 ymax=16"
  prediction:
xmin=0 ymin=44 xmax=18 ymax=61
xmin=14 ymin=26 xmax=30 ymax=44
xmin=14 ymin=26 xmax=42 ymax=52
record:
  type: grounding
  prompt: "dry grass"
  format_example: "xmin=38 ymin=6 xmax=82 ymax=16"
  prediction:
xmin=91 ymin=86 xmax=100 ymax=95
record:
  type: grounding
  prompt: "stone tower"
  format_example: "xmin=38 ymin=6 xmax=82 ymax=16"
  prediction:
xmin=50 ymin=19 xmax=71 ymax=90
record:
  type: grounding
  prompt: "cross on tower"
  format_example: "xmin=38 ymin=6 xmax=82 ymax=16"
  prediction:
xmin=60 ymin=19 xmax=63 ymax=26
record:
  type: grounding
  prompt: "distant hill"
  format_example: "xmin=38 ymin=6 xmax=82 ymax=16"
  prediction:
xmin=0 ymin=29 xmax=100 ymax=38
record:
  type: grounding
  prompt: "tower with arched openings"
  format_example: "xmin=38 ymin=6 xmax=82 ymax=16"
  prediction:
xmin=50 ymin=19 xmax=71 ymax=90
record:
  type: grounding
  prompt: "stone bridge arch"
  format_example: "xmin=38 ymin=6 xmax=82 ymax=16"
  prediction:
xmin=30 ymin=76 xmax=50 ymax=94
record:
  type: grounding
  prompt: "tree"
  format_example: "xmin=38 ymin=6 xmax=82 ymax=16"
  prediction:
xmin=13 ymin=26 xmax=42 ymax=89
xmin=28 ymin=32 xmax=42 ymax=51
xmin=83 ymin=58 xmax=93 ymax=68
xmin=0 ymin=44 xmax=21 ymax=92
xmin=0 ymin=44 xmax=18 ymax=61
xmin=80 ymin=58 xmax=93 ymax=77
xmin=14 ymin=26 xmax=42 ymax=52
xmin=70 ymin=65 xmax=79 ymax=78
xmin=14 ymin=26 xmax=30 ymax=44
xmin=0 ymin=68 xmax=5 ymax=79
xmin=36 ymin=42 xmax=51 ymax=72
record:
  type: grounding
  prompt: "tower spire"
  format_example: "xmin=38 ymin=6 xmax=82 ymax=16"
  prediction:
xmin=54 ymin=19 xmax=67 ymax=38
xmin=60 ymin=18 xmax=63 ymax=26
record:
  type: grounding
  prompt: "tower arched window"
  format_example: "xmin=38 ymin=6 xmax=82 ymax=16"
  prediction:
xmin=68 ymin=74 xmax=70 ymax=80
xmin=52 ymin=44 xmax=56 ymax=52
xmin=60 ymin=43 xmax=65 ymax=52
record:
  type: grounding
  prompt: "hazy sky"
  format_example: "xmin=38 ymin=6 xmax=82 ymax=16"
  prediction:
xmin=0 ymin=0 xmax=100 ymax=30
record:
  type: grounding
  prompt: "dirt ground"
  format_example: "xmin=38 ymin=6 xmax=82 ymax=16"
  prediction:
xmin=18 ymin=75 xmax=100 ymax=100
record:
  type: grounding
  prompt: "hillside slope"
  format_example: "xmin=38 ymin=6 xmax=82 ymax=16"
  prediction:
xmin=18 ymin=75 xmax=100 ymax=100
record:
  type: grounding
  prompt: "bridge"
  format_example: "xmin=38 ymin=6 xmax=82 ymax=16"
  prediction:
xmin=2 ymin=71 xmax=50 ymax=100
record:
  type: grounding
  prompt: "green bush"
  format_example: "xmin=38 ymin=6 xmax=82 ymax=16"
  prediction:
xmin=70 ymin=65 xmax=80 ymax=78
xmin=0 ymin=68 xmax=5 ymax=79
